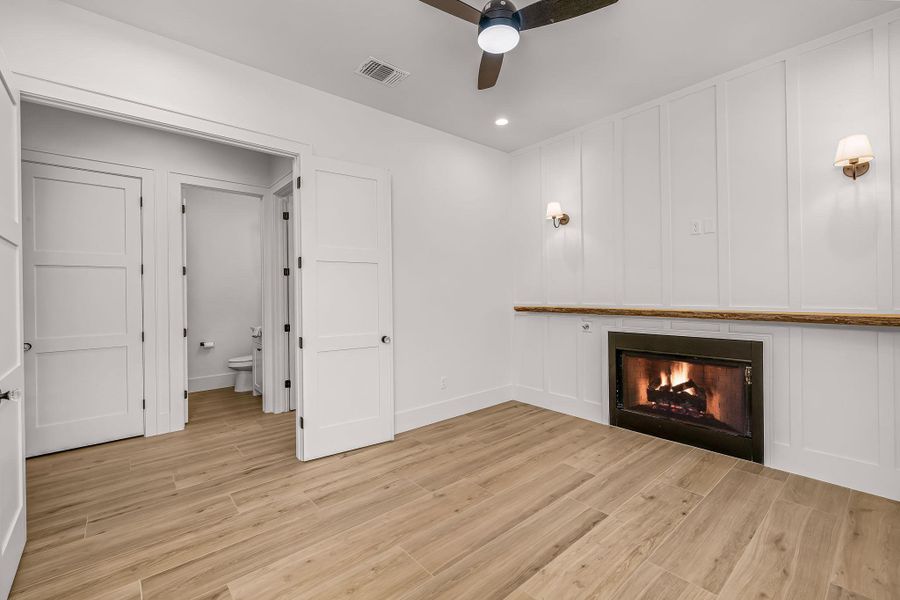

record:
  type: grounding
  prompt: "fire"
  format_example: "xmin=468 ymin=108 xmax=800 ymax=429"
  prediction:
xmin=621 ymin=352 xmax=749 ymax=436
xmin=657 ymin=361 xmax=691 ymax=391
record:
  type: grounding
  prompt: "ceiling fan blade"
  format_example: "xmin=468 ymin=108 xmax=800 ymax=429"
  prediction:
xmin=419 ymin=0 xmax=482 ymax=24
xmin=478 ymin=52 xmax=504 ymax=90
xmin=515 ymin=0 xmax=618 ymax=31
xmin=478 ymin=52 xmax=503 ymax=90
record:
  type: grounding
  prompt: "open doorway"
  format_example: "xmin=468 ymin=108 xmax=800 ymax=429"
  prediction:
xmin=19 ymin=102 xmax=298 ymax=456
xmin=182 ymin=181 xmax=295 ymax=421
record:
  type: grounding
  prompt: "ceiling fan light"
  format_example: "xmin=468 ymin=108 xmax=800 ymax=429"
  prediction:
xmin=478 ymin=23 xmax=520 ymax=54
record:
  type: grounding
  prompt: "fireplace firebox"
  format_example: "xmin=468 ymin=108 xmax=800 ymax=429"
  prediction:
xmin=609 ymin=332 xmax=764 ymax=462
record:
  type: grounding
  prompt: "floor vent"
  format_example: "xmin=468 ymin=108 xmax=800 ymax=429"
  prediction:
xmin=355 ymin=57 xmax=410 ymax=88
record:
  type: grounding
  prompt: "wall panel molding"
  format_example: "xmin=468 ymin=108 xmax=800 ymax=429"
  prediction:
xmin=510 ymin=12 xmax=900 ymax=501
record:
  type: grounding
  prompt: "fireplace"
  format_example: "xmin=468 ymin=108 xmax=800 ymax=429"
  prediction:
xmin=609 ymin=332 xmax=764 ymax=462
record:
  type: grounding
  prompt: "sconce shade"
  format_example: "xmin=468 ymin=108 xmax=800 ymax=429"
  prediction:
xmin=546 ymin=202 xmax=564 ymax=219
xmin=834 ymin=134 xmax=874 ymax=167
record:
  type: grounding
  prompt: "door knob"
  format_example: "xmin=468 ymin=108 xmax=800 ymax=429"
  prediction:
xmin=381 ymin=336 xmax=392 ymax=344
xmin=23 ymin=342 xmax=32 ymax=352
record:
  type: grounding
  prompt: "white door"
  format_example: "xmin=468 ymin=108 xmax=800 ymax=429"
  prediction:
xmin=0 ymin=48 xmax=25 ymax=600
xmin=299 ymin=157 xmax=393 ymax=459
xmin=22 ymin=161 xmax=144 ymax=456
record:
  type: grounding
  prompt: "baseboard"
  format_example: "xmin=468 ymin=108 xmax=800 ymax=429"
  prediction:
xmin=513 ymin=385 xmax=608 ymax=425
xmin=395 ymin=385 xmax=514 ymax=433
xmin=189 ymin=373 xmax=236 ymax=392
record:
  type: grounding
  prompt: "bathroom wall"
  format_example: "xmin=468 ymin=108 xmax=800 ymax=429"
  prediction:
xmin=185 ymin=187 xmax=262 ymax=392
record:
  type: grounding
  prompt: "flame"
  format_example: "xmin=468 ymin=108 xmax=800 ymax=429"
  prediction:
xmin=658 ymin=361 xmax=691 ymax=389
xmin=622 ymin=352 xmax=749 ymax=435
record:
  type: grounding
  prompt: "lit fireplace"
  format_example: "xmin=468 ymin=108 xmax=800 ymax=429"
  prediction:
xmin=610 ymin=333 xmax=763 ymax=462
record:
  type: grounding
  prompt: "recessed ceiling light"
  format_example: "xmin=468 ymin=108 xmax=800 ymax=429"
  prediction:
xmin=495 ymin=117 xmax=509 ymax=126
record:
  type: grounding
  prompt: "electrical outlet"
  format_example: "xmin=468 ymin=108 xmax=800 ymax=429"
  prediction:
xmin=440 ymin=376 xmax=447 ymax=390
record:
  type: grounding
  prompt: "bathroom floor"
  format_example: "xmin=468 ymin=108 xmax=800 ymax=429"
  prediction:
xmin=10 ymin=392 xmax=900 ymax=600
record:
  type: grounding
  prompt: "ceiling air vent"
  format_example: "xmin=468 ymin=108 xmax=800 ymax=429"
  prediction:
xmin=355 ymin=57 xmax=410 ymax=88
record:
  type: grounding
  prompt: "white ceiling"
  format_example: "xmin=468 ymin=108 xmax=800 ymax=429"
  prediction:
xmin=61 ymin=0 xmax=896 ymax=152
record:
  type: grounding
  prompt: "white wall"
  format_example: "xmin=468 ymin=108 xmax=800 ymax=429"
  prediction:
xmin=511 ymin=13 xmax=900 ymax=501
xmin=185 ymin=187 xmax=262 ymax=392
xmin=1 ymin=0 xmax=513 ymax=433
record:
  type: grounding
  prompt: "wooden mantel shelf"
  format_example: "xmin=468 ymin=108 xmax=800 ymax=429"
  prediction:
xmin=514 ymin=306 xmax=900 ymax=328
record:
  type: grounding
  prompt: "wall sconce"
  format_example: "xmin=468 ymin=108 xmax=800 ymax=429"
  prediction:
xmin=545 ymin=202 xmax=569 ymax=228
xmin=834 ymin=134 xmax=874 ymax=181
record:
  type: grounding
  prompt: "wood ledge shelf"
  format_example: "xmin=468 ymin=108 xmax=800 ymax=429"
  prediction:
xmin=514 ymin=306 xmax=900 ymax=328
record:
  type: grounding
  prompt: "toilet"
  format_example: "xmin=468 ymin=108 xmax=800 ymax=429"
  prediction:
xmin=228 ymin=355 xmax=253 ymax=393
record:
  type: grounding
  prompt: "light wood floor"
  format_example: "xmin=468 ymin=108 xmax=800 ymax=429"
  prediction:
xmin=10 ymin=389 xmax=900 ymax=600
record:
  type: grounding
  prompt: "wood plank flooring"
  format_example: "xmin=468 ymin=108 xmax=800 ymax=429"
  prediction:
xmin=10 ymin=389 xmax=900 ymax=600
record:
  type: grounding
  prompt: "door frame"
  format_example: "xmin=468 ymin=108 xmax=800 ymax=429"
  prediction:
xmin=271 ymin=174 xmax=297 ymax=414
xmin=17 ymin=77 xmax=310 ymax=458
xmin=174 ymin=175 xmax=292 ymax=423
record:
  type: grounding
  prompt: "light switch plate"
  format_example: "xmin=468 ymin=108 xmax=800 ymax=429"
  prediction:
xmin=690 ymin=220 xmax=702 ymax=235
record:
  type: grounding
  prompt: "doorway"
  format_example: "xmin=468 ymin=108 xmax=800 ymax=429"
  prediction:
xmin=16 ymin=91 xmax=396 ymax=464
xmin=19 ymin=103 xmax=298 ymax=456
xmin=182 ymin=182 xmax=294 ymax=420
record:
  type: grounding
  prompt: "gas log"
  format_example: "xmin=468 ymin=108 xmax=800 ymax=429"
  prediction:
xmin=646 ymin=379 xmax=708 ymax=416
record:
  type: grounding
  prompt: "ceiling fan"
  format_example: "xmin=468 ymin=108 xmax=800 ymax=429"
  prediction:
xmin=419 ymin=0 xmax=618 ymax=90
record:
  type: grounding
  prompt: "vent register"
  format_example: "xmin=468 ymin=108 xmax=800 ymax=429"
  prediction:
xmin=355 ymin=57 xmax=410 ymax=87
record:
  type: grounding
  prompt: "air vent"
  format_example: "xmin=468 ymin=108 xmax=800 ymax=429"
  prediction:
xmin=355 ymin=57 xmax=410 ymax=88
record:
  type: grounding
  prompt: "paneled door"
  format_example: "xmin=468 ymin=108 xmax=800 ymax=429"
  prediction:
xmin=299 ymin=157 xmax=393 ymax=459
xmin=22 ymin=161 xmax=144 ymax=456
xmin=0 ymin=48 xmax=25 ymax=600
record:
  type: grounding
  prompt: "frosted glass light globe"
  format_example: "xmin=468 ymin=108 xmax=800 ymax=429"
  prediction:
xmin=478 ymin=24 xmax=520 ymax=54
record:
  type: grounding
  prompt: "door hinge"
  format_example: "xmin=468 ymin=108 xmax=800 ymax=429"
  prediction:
xmin=140 ymin=196 xmax=143 ymax=208
xmin=284 ymin=323 xmax=291 ymax=333
xmin=296 ymin=176 xmax=302 ymax=189
xmin=183 ymin=266 xmax=187 ymax=276
xmin=744 ymin=366 xmax=753 ymax=385
xmin=284 ymin=379 xmax=292 ymax=389
xmin=140 ymin=264 xmax=144 ymax=275
xmin=182 ymin=204 xmax=186 ymax=214
xmin=141 ymin=331 xmax=145 ymax=342
xmin=298 ymin=256 xmax=302 ymax=269
xmin=283 ymin=267 xmax=290 ymax=277
xmin=282 ymin=211 xmax=290 ymax=221
xmin=300 ymin=416 xmax=304 ymax=429
xmin=183 ymin=328 xmax=187 ymax=338
xmin=298 ymin=337 xmax=303 ymax=349
xmin=184 ymin=390 xmax=188 ymax=399
xmin=142 ymin=399 xmax=146 ymax=410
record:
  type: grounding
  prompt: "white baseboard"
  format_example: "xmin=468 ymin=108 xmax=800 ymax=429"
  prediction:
xmin=189 ymin=373 xmax=236 ymax=392
xmin=513 ymin=385 xmax=608 ymax=424
xmin=395 ymin=385 xmax=514 ymax=433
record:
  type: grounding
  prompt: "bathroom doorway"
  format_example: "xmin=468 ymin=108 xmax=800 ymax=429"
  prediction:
xmin=181 ymin=176 xmax=295 ymax=421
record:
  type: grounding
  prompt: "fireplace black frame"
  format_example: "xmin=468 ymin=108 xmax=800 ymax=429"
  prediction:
xmin=609 ymin=332 xmax=764 ymax=463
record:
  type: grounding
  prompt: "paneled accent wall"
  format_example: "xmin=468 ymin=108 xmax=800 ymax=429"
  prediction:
xmin=511 ymin=13 xmax=900 ymax=500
